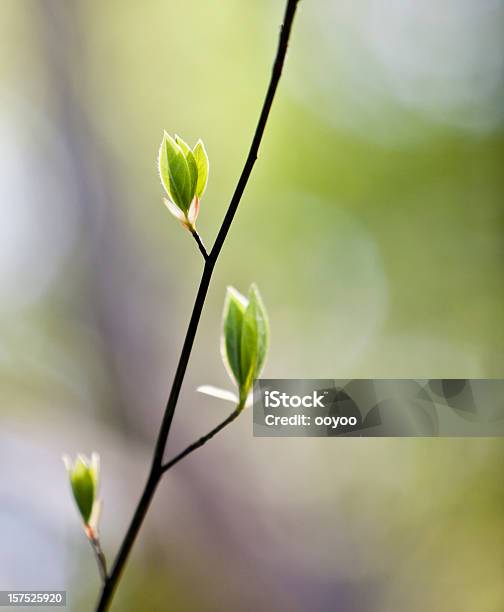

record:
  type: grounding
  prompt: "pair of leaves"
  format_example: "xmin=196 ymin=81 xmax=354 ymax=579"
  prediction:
xmin=221 ymin=284 xmax=269 ymax=404
xmin=158 ymin=132 xmax=209 ymax=215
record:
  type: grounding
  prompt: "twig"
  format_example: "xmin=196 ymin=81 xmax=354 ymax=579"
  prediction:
xmin=190 ymin=228 xmax=209 ymax=260
xmin=95 ymin=2 xmax=300 ymax=609
xmin=161 ymin=403 xmax=244 ymax=473
xmin=86 ymin=528 xmax=108 ymax=585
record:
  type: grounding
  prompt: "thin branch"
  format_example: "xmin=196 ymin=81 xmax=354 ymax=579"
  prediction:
xmin=152 ymin=0 xmax=299 ymax=472
xmin=95 ymin=2 xmax=300 ymax=609
xmin=87 ymin=531 xmax=108 ymax=585
xmin=161 ymin=404 xmax=243 ymax=473
xmin=190 ymin=228 xmax=209 ymax=260
xmin=209 ymin=0 xmax=299 ymax=262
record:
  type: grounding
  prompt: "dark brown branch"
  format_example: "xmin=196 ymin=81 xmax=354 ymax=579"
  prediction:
xmin=95 ymin=2 xmax=300 ymax=609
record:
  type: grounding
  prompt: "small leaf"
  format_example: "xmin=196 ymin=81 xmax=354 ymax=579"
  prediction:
xmin=163 ymin=198 xmax=186 ymax=222
xmin=239 ymin=285 xmax=269 ymax=400
xmin=248 ymin=284 xmax=269 ymax=378
xmin=197 ymin=385 xmax=238 ymax=404
xmin=158 ymin=132 xmax=192 ymax=212
xmin=64 ymin=453 xmax=99 ymax=525
xmin=185 ymin=149 xmax=198 ymax=205
xmin=88 ymin=498 xmax=102 ymax=533
xmin=219 ymin=285 xmax=269 ymax=404
xmin=187 ymin=196 xmax=200 ymax=227
xmin=239 ymin=320 xmax=256 ymax=399
xmin=175 ymin=135 xmax=198 ymax=203
xmin=89 ymin=452 xmax=100 ymax=490
xmin=174 ymin=135 xmax=190 ymax=155
xmin=221 ymin=287 xmax=247 ymax=389
xmin=239 ymin=309 xmax=257 ymax=397
xmin=193 ymin=140 xmax=209 ymax=199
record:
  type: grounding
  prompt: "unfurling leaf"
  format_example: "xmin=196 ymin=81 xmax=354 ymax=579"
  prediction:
xmin=63 ymin=453 xmax=100 ymax=528
xmin=175 ymin=135 xmax=198 ymax=201
xmin=158 ymin=132 xmax=191 ymax=212
xmin=240 ymin=284 xmax=269 ymax=397
xmin=158 ymin=132 xmax=209 ymax=231
xmin=193 ymin=140 xmax=209 ymax=198
xmin=221 ymin=284 xmax=269 ymax=404
xmin=221 ymin=287 xmax=247 ymax=388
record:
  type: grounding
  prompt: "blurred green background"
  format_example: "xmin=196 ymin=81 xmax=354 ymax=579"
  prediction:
xmin=1 ymin=1 xmax=503 ymax=610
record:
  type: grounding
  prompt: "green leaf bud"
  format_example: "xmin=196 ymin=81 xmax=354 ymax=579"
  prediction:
xmin=63 ymin=453 xmax=100 ymax=528
xmin=158 ymin=132 xmax=192 ymax=212
xmin=221 ymin=284 xmax=269 ymax=404
xmin=158 ymin=132 xmax=209 ymax=231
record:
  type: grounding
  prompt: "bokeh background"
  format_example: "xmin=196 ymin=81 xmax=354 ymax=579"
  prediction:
xmin=1 ymin=1 xmax=503 ymax=610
